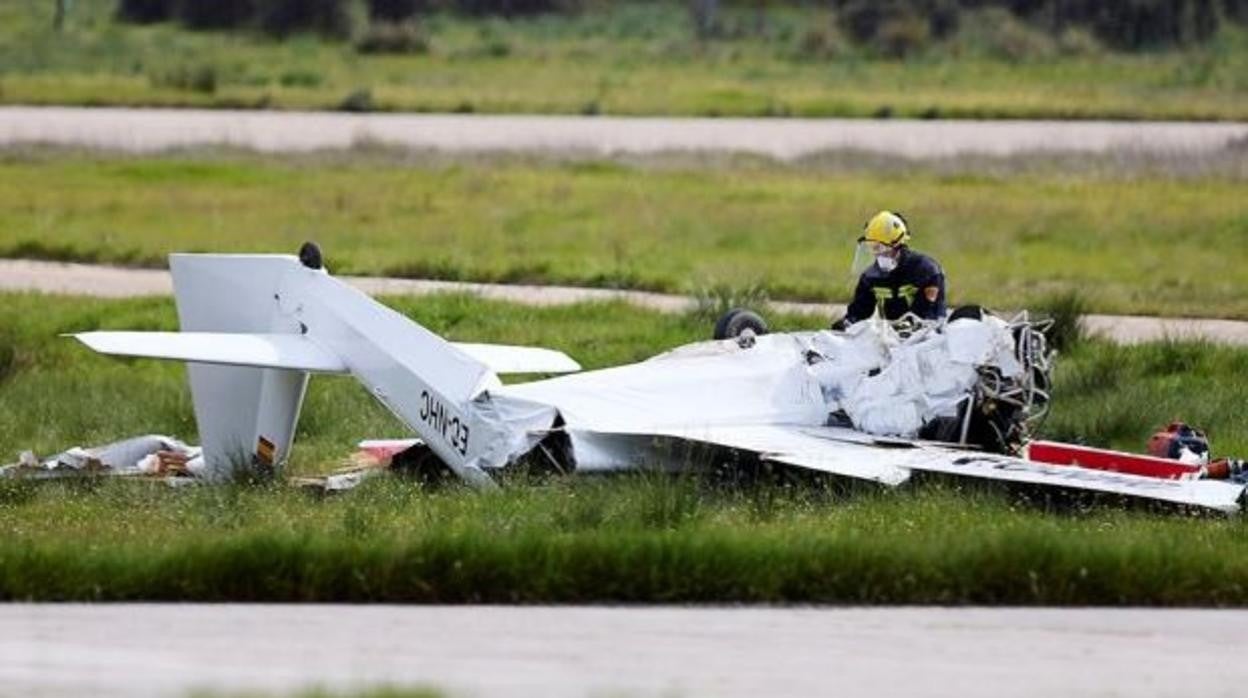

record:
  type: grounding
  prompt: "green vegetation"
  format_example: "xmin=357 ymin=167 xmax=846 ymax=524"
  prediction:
xmin=1045 ymin=336 xmax=1248 ymax=455
xmin=4 ymin=292 xmax=1248 ymax=604
xmin=4 ymin=1 xmax=1248 ymax=119
xmin=6 ymin=475 xmax=1248 ymax=605
xmin=2 ymin=149 xmax=1246 ymax=318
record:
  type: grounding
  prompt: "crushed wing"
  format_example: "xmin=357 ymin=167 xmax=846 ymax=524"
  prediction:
xmin=568 ymin=424 xmax=1245 ymax=513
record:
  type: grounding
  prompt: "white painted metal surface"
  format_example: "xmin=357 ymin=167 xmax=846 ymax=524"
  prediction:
xmin=452 ymin=342 xmax=581 ymax=374
xmin=74 ymin=332 xmax=580 ymax=375
xmin=72 ymin=331 xmax=349 ymax=373
xmin=169 ymin=254 xmax=311 ymax=479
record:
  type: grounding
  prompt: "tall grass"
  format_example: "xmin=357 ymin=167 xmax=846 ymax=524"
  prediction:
xmin=1043 ymin=338 xmax=1248 ymax=454
xmin=1035 ymin=290 xmax=1088 ymax=353
xmin=2 ymin=476 xmax=1248 ymax=604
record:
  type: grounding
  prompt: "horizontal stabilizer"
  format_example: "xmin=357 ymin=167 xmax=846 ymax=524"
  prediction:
xmin=452 ymin=342 xmax=581 ymax=374
xmin=73 ymin=331 xmax=348 ymax=373
xmin=74 ymin=332 xmax=580 ymax=375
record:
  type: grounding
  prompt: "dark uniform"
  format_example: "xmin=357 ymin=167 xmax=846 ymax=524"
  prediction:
xmin=844 ymin=248 xmax=946 ymax=324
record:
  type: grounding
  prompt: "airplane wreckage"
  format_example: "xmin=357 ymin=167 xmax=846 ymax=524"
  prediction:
xmin=7 ymin=245 xmax=1246 ymax=512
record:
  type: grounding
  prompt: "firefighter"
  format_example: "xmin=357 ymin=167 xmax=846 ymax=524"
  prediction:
xmin=834 ymin=211 xmax=946 ymax=328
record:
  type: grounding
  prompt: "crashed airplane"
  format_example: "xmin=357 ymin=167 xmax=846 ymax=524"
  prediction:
xmin=70 ymin=246 xmax=1248 ymax=512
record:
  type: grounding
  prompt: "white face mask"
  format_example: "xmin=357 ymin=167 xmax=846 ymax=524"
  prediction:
xmin=875 ymin=254 xmax=898 ymax=272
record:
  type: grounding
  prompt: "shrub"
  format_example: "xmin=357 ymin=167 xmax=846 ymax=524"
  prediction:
xmin=690 ymin=0 xmax=720 ymax=39
xmin=355 ymin=21 xmax=431 ymax=54
xmin=996 ymin=0 xmax=1221 ymax=50
xmin=151 ymin=64 xmax=219 ymax=94
xmin=367 ymin=0 xmax=430 ymax=21
xmin=119 ymin=0 xmax=357 ymax=39
xmin=1055 ymin=27 xmax=1102 ymax=56
xmin=0 ymin=333 xmax=15 ymax=384
xmin=1035 ymin=290 xmax=1088 ymax=354
xmin=452 ymin=0 xmax=584 ymax=16
xmin=1226 ymin=0 xmax=1248 ymax=23
xmin=480 ymin=35 xmax=511 ymax=56
xmin=256 ymin=0 xmax=354 ymax=38
xmin=975 ymin=7 xmax=1056 ymax=61
xmin=832 ymin=0 xmax=1220 ymax=53
xmin=1086 ymin=0 xmax=1220 ymax=50
xmin=839 ymin=0 xmax=888 ymax=39
xmin=926 ymin=0 xmax=961 ymax=38
xmin=876 ymin=11 xmax=930 ymax=57
xmin=178 ymin=0 xmax=257 ymax=30
xmin=839 ymin=0 xmax=955 ymax=56
xmin=339 ymin=88 xmax=375 ymax=112
xmin=116 ymin=0 xmax=175 ymax=23
xmin=278 ymin=69 xmax=324 ymax=87
xmin=692 ymin=282 xmax=770 ymax=321
xmin=794 ymin=17 xmax=848 ymax=61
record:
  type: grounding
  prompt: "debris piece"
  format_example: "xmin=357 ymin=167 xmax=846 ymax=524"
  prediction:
xmin=2 ymin=435 xmax=203 ymax=481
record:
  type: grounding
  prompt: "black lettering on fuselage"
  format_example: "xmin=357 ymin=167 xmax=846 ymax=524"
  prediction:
xmin=418 ymin=389 xmax=470 ymax=457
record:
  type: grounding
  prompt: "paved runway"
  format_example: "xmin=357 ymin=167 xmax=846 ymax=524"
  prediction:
xmin=3 ymin=605 xmax=1247 ymax=698
xmin=2 ymin=107 xmax=1245 ymax=158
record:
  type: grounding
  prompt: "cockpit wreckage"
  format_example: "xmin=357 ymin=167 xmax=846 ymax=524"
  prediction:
xmin=29 ymin=247 xmax=1247 ymax=512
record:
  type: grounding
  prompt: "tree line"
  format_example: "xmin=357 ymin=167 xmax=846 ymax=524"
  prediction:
xmin=116 ymin=0 xmax=1248 ymax=50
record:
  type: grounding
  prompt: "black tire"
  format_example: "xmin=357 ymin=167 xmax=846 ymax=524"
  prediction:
xmin=298 ymin=241 xmax=324 ymax=270
xmin=949 ymin=304 xmax=985 ymax=322
xmin=713 ymin=308 xmax=769 ymax=340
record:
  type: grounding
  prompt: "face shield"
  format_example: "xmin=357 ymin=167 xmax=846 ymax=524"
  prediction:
xmin=851 ymin=239 xmax=897 ymax=277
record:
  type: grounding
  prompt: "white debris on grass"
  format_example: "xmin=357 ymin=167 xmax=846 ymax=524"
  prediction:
xmin=1 ymin=434 xmax=203 ymax=481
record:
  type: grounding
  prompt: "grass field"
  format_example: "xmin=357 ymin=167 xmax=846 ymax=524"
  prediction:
xmin=5 ymin=474 xmax=1248 ymax=605
xmin=2 ymin=292 xmax=1248 ymax=604
xmin=4 ymin=2 xmax=1248 ymax=120
xmin=2 ymin=149 xmax=1246 ymax=318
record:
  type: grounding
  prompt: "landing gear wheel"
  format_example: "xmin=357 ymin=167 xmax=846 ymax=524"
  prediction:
xmin=298 ymin=241 xmax=324 ymax=270
xmin=713 ymin=308 xmax=769 ymax=340
xmin=949 ymin=304 xmax=986 ymax=322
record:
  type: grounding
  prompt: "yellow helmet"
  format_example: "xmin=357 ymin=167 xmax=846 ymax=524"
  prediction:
xmin=860 ymin=210 xmax=911 ymax=248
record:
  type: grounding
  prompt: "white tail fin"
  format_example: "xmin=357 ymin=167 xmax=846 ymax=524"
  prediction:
xmin=169 ymin=255 xmax=318 ymax=479
xmin=74 ymin=251 xmax=570 ymax=483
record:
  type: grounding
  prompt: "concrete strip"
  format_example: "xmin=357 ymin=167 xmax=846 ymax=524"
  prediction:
xmin=2 ymin=107 xmax=1246 ymax=159
xmin=4 ymin=259 xmax=1247 ymax=346
xmin=2 ymin=604 xmax=1247 ymax=698
xmin=0 ymin=259 xmax=172 ymax=298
